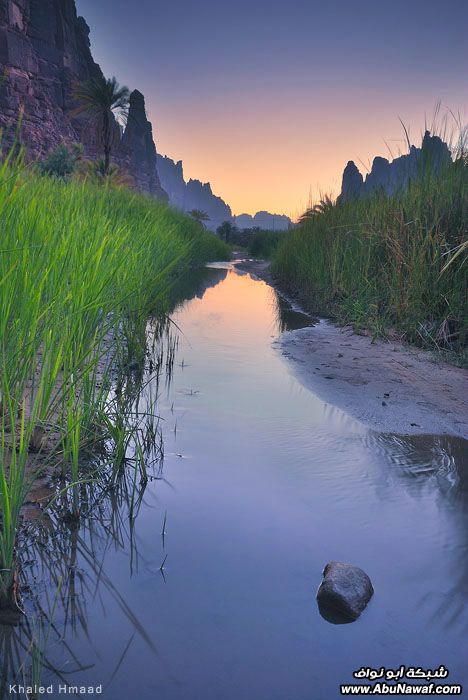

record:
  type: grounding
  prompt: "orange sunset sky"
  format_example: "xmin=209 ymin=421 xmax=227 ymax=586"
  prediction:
xmin=77 ymin=0 xmax=468 ymax=219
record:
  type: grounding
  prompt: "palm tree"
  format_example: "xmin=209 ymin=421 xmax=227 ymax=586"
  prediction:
xmin=217 ymin=221 xmax=237 ymax=242
xmin=299 ymin=195 xmax=336 ymax=222
xmin=188 ymin=210 xmax=210 ymax=227
xmin=73 ymin=76 xmax=129 ymax=175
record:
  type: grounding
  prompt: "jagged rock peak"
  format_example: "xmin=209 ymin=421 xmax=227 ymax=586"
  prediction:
xmin=338 ymin=131 xmax=452 ymax=202
xmin=157 ymin=154 xmax=232 ymax=230
xmin=420 ymin=130 xmax=452 ymax=167
xmin=122 ymin=90 xmax=167 ymax=200
xmin=340 ymin=161 xmax=364 ymax=201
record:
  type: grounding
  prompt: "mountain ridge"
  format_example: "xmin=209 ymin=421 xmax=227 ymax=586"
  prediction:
xmin=338 ymin=131 xmax=452 ymax=202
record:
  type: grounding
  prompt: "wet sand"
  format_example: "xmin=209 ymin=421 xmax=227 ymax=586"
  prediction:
xmin=278 ymin=321 xmax=468 ymax=438
xmin=235 ymin=256 xmax=468 ymax=438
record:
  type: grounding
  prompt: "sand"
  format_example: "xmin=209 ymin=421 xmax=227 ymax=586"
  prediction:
xmin=235 ymin=256 xmax=468 ymax=438
xmin=278 ymin=321 xmax=468 ymax=438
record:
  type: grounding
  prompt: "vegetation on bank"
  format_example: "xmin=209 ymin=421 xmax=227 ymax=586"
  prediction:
xmin=247 ymin=230 xmax=283 ymax=258
xmin=216 ymin=221 xmax=283 ymax=258
xmin=0 ymin=151 xmax=229 ymax=614
xmin=273 ymin=149 xmax=467 ymax=357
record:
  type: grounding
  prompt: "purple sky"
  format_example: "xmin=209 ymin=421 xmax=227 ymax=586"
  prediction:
xmin=76 ymin=0 xmax=468 ymax=216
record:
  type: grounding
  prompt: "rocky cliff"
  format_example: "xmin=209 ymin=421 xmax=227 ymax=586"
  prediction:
xmin=0 ymin=0 xmax=167 ymax=199
xmin=156 ymin=155 xmax=187 ymax=210
xmin=338 ymin=131 xmax=451 ymax=203
xmin=157 ymin=154 xmax=232 ymax=230
xmin=234 ymin=211 xmax=292 ymax=231
xmin=121 ymin=90 xmax=166 ymax=198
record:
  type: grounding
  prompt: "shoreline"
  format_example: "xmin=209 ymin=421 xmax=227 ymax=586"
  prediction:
xmin=234 ymin=256 xmax=468 ymax=439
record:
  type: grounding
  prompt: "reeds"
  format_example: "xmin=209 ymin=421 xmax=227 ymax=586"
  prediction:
xmin=273 ymin=134 xmax=467 ymax=357
xmin=0 ymin=150 xmax=229 ymax=612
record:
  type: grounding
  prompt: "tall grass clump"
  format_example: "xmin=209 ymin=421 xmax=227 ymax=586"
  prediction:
xmin=0 ymin=149 xmax=229 ymax=614
xmin=273 ymin=135 xmax=467 ymax=356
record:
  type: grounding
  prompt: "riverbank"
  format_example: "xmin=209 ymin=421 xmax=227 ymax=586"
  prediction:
xmin=235 ymin=257 xmax=468 ymax=438
xmin=8 ymin=262 xmax=468 ymax=696
xmin=273 ymin=155 xmax=468 ymax=360
xmin=0 ymin=158 xmax=229 ymax=612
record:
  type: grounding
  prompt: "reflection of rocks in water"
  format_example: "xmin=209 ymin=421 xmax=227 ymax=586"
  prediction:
xmin=364 ymin=433 xmax=467 ymax=499
xmin=364 ymin=432 xmax=468 ymax=632
xmin=272 ymin=290 xmax=316 ymax=333
xmin=169 ymin=266 xmax=228 ymax=312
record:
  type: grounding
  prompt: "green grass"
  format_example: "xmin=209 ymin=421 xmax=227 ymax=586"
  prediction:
xmin=0 ymin=152 xmax=229 ymax=610
xmin=247 ymin=230 xmax=283 ymax=259
xmin=273 ymin=151 xmax=467 ymax=357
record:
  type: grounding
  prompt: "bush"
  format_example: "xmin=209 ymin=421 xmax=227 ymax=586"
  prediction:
xmin=39 ymin=143 xmax=82 ymax=179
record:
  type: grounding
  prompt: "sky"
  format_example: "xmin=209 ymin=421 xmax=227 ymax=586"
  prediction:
xmin=76 ymin=0 xmax=468 ymax=218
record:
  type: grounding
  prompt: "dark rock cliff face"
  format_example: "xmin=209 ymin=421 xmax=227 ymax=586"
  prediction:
xmin=185 ymin=179 xmax=232 ymax=230
xmin=157 ymin=154 xmax=232 ymax=230
xmin=338 ymin=131 xmax=452 ymax=203
xmin=121 ymin=90 xmax=167 ymax=199
xmin=156 ymin=155 xmax=186 ymax=210
xmin=339 ymin=161 xmax=364 ymax=201
xmin=0 ymin=0 xmax=167 ymax=199
xmin=0 ymin=0 xmax=99 ymax=155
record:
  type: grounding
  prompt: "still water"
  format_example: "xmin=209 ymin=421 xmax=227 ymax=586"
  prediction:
xmin=3 ymin=263 xmax=468 ymax=698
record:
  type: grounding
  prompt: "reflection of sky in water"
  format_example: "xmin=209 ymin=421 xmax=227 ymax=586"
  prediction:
xmin=3 ymin=267 xmax=467 ymax=698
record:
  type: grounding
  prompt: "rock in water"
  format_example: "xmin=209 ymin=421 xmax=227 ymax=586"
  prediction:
xmin=316 ymin=561 xmax=373 ymax=621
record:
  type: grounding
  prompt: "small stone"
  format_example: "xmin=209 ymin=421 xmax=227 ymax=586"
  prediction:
xmin=317 ymin=561 xmax=374 ymax=621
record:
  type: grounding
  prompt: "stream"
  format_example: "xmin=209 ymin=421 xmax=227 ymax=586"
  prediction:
xmin=2 ymin=262 xmax=467 ymax=699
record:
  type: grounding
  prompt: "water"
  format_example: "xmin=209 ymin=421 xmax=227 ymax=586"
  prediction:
xmin=2 ymin=263 xmax=467 ymax=698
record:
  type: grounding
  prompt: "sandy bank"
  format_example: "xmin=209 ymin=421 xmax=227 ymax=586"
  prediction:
xmin=234 ymin=257 xmax=468 ymax=438
xmin=278 ymin=321 xmax=468 ymax=438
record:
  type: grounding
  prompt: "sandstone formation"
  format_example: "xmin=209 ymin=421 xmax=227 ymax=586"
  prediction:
xmin=339 ymin=161 xmax=364 ymax=201
xmin=121 ymin=90 xmax=166 ymax=198
xmin=156 ymin=156 xmax=187 ymax=210
xmin=338 ymin=131 xmax=452 ymax=203
xmin=157 ymin=154 xmax=232 ymax=230
xmin=234 ymin=211 xmax=292 ymax=231
xmin=0 ymin=0 xmax=167 ymax=199
xmin=317 ymin=561 xmax=374 ymax=621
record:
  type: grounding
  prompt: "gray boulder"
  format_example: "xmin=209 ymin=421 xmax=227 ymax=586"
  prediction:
xmin=316 ymin=561 xmax=373 ymax=621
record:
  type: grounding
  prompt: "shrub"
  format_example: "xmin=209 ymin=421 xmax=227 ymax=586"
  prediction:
xmin=39 ymin=143 xmax=83 ymax=179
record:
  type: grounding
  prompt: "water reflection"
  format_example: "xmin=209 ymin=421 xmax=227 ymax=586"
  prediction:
xmin=169 ymin=266 xmax=228 ymax=310
xmin=2 ymin=490 xmax=150 ymax=694
xmin=363 ymin=432 xmax=468 ymax=633
xmin=272 ymin=290 xmax=314 ymax=333
xmin=1 ymin=264 xmax=467 ymax=698
xmin=364 ymin=433 xmax=466 ymax=495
